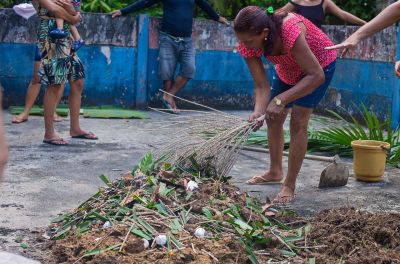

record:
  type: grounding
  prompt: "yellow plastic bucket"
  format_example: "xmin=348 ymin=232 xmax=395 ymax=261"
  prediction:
xmin=351 ymin=140 xmax=390 ymax=182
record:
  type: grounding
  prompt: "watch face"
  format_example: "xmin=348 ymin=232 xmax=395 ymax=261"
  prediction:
xmin=275 ymin=98 xmax=282 ymax=105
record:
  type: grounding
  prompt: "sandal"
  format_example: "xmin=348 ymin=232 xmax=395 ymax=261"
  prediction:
xmin=43 ymin=138 xmax=69 ymax=146
xmin=71 ymin=132 xmax=98 ymax=140
xmin=272 ymin=185 xmax=295 ymax=204
xmin=246 ymin=175 xmax=283 ymax=185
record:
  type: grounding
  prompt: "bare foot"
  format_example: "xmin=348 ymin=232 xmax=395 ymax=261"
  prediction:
xmin=246 ymin=171 xmax=283 ymax=185
xmin=163 ymin=95 xmax=180 ymax=113
xmin=272 ymin=185 xmax=295 ymax=204
xmin=70 ymin=129 xmax=98 ymax=140
xmin=43 ymin=138 xmax=69 ymax=145
xmin=53 ymin=114 xmax=64 ymax=122
xmin=12 ymin=113 xmax=29 ymax=124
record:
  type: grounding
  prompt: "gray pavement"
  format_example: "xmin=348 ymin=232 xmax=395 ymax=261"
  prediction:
xmin=0 ymin=110 xmax=399 ymax=248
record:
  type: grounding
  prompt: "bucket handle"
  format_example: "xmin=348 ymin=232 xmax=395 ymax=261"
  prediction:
xmin=380 ymin=145 xmax=391 ymax=156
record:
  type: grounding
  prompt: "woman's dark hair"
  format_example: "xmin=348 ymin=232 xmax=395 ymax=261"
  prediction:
xmin=234 ymin=6 xmax=287 ymax=54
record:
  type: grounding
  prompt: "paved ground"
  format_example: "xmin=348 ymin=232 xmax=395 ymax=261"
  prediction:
xmin=1 ymin=110 xmax=399 ymax=253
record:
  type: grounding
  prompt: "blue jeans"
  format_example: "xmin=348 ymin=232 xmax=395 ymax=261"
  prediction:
xmin=271 ymin=61 xmax=336 ymax=108
xmin=158 ymin=32 xmax=195 ymax=80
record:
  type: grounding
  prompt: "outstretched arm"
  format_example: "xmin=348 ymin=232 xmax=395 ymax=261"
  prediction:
xmin=327 ymin=1 xmax=400 ymax=55
xmin=195 ymin=0 xmax=229 ymax=25
xmin=325 ymin=0 xmax=366 ymax=25
xmin=111 ymin=0 xmax=161 ymax=18
xmin=37 ymin=0 xmax=80 ymax=24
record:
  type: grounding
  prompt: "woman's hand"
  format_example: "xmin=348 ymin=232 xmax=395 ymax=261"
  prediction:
xmin=266 ymin=99 xmax=285 ymax=121
xmin=248 ymin=111 xmax=265 ymax=131
xmin=55 ymin=0 xmax=76 ymax=15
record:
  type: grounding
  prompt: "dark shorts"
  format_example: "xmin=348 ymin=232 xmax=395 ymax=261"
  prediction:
xmin=34 ymin=45 xmax=41 ymax=62
xmin=271 ymin=61 xmax=336 ymax=108
xmin=158 ymin=32 xmax=195 ymax=80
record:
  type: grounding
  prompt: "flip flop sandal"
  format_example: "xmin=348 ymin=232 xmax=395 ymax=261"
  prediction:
xmin=43 ymin=138 xmax=69 ymax=146
xmin=12 ymin=117 xmax=28 ymax=124
xmin=161 ymin=98 xmax=179 ymax=114
xmin=71 ymin=132 xmax=98 ymax=140
xmin=246 ymin=175 xmax=283 ymax=185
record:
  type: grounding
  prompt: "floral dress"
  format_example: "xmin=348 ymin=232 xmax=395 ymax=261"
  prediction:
xmin=35 ymin=2 xmax=85 ymax=85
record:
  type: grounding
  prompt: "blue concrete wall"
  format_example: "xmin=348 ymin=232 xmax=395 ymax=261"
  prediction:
xmin=1 ymin=9 xmax=400 ymax=126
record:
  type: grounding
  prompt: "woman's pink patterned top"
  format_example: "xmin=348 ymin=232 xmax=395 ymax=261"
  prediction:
xmin=237 ymin=14 xmax=337 ymax=85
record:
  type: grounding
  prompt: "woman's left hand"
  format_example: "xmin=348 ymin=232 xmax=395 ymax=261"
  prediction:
xmin=266 ymin=100 xmax=285 ymax=120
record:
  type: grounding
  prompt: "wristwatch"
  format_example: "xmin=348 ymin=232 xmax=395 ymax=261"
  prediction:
xmin=274 ymin=97 xmax=284 ymax=107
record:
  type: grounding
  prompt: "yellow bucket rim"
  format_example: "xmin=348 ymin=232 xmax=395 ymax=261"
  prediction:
xmin=351 ymin=140 xmax=391 ymax=150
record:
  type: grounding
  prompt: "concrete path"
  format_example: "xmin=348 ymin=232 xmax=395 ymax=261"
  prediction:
xmin=0 ymin=110 xmax=399 ymax=248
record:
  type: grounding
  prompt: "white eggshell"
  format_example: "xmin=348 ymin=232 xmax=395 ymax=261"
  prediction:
xmin=143 ymin=239 xmax=149 ymax=249
xmin=155 ymin=235 xmax=167 ymax=245
xmin=187 ymin=181 xmax=199 ymax=191
xmin=102 ymin=221 xmax=111 ymax=229
xmin=194 ymin=227 xmax=206 ymax=238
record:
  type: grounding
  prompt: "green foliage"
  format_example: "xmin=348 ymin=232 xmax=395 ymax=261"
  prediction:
xmin=1 ymin=0 xmax=376 ymax=24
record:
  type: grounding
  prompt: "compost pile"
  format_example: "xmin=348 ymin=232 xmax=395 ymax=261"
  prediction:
xmin=42 ymin=153 xmax=310 ymax=264
xmin=38 ymin=153 xmax=400 ymax=264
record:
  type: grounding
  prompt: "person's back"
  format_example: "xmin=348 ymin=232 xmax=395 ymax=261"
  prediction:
xmin=281 ymin=0 xmax=366 ymax=28
xmin=288 ymin=0 xmax=325 ymax=28
xmin=119 ymin=0 xmax=220 ymax=37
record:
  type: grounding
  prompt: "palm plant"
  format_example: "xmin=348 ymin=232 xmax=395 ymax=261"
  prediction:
xmin=246 ymin=104 xmax=400 ymax=168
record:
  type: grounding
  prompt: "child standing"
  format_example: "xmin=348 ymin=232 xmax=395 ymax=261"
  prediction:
xmin=49 ymin=0 xmax=85 ymax=51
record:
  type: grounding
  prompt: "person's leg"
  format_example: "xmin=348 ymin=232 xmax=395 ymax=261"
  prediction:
xmin=158 ymin=34 xmax=178 ymax=111
xmin=273 ymin=106 xmax=313 ymax=204
xmin=43 ymin=83 xmax=67 ymax=145
xmin=247 ymin=112 xmax=288 ymax=184
xmin=68 ymin=79 xmax=97 ymax=139
xmin=164 ymin=39 xmax=196 ymax=111
xmin=12 ymin=61 xmax=41 ymax=123
xmin=247 ymin=76 xmax=291 ymax=185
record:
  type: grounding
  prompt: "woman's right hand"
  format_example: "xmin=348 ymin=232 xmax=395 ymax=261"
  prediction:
xmin=248 ymin=112 xmax=265 ymax=131
xmin=111 ymin=10 xmax=122 ymax=18
xmin=326 ymin=34 xmax=361 ymax=58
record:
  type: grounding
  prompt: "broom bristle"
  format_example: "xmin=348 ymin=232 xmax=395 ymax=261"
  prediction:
xmin=152 ymin=91 xmax=261 ymax=179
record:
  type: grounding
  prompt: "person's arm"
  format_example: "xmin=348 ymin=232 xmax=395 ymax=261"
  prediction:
xmin=195 ymin=0 xmax=229 ymax=25
xmin=111 ymin=0 xmax=161 ymax=18
xmin=37 ymin=0 xmax=80 ymax=24
xmin=279 ymin=2 xmax=296 ymax=12
xmin=0 ymin=89 xmax=8 ymax=182
xmin=244 ymin=57 xmax=270 ymax=128
xmin=327 ymin=1 xmax=400 ymax=55
xmin=325 ymin=0 xmax=366 ymax=25
xmin=268 ymin=24 xmax=324 ymax=118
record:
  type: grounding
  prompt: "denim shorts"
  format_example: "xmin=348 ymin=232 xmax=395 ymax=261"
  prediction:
xmin=158 ymin=32 xmax=196 ymax=80
xmin=271 ymin=61 xmax=336 ymax=108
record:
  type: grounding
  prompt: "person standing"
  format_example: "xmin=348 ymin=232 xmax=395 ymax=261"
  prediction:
xmin=234 ymin=6 xmax=337 ymax=204
xmin=280 ymin=0 xmax=366 ymax=28
xmin=12 ymin=45 xmax=64 ymax=124
xmin=111 ymin=0 xmax=228 ymax=113
xmin=33 ymin=0 xmax=97 ymax=145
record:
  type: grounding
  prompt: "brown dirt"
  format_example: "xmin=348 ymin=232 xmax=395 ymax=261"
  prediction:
xmin=13 ymin=207 xmax=396 ymax=264
xmin=304 ymin=207 xmax=400 ymax=263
